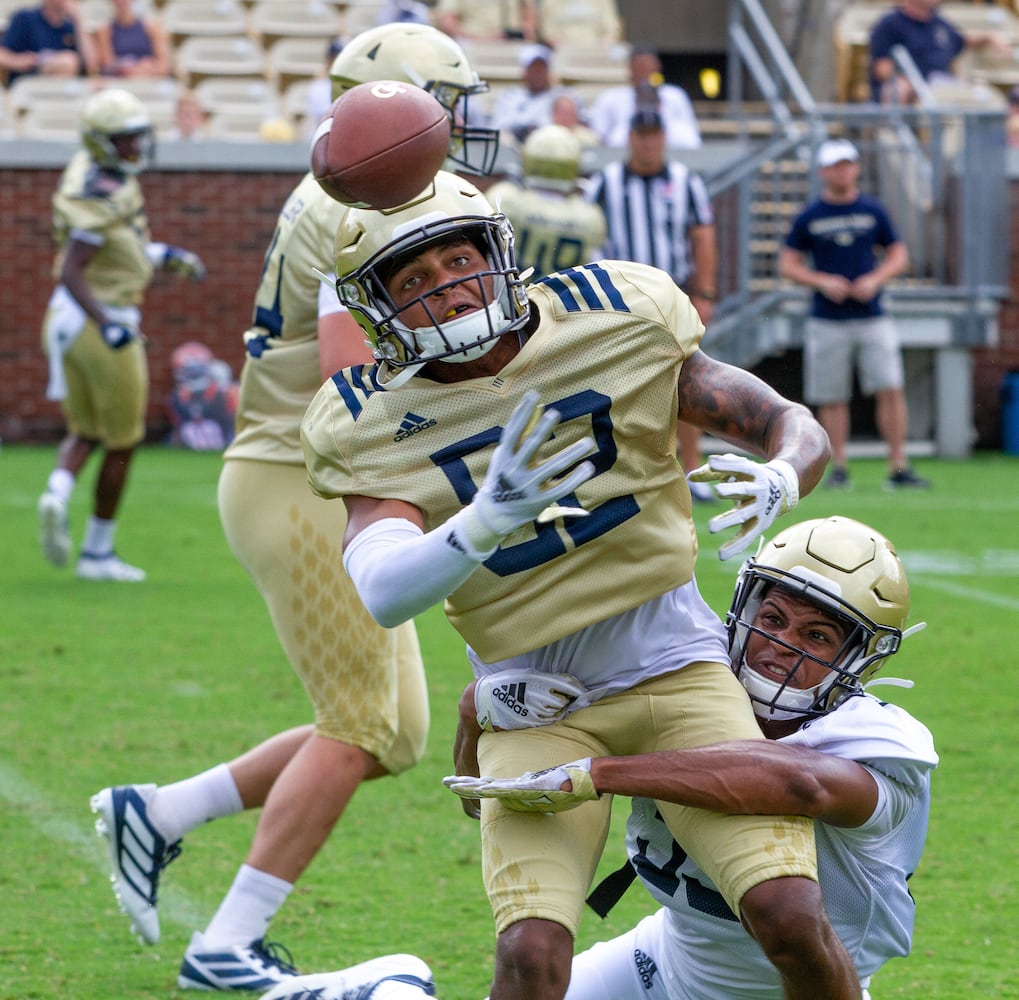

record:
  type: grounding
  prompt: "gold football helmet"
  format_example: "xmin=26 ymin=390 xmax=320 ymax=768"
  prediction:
xmin=522 ymin=124 xmax=582 ymax=193
xmin=727 ymin=516 xmax=912 ymax=720
xmin=334 ymin=170 xmax=529 ymax=373
xmin=81 ymin=88 xmax=154 ymax=174
xmin=329 ymin=23 xmax=498 ymax=176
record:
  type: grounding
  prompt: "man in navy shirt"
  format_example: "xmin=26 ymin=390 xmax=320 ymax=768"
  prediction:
xmin=869 ymin=0 xmax=1011 ymax=104
xmin=779 ymin=138 xmax=930 ymax=491
xmin=0 ymin=0 xmax=96 ymax=85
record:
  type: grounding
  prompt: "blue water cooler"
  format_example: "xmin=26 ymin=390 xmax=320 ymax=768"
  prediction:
xmin=1003 ymin=371 xmax=1019 ymax=455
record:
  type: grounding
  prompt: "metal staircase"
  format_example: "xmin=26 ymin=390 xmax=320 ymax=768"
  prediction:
xmin=692 ymin=0 xmax=1009 ymax=456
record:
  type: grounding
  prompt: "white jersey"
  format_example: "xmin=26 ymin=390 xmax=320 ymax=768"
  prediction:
xmin=569 ymin=695 xmax=937 ymax=999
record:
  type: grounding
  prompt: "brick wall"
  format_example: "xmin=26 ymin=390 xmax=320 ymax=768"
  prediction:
xmin=2 ymin=161 xmax=1019 ymax=448
xmin=0 ymin=163 xmax=297 ymax=443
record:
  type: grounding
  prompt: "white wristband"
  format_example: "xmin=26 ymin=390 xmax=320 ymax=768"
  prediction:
xmin=767 ymin=458 xmax=799 ymax=513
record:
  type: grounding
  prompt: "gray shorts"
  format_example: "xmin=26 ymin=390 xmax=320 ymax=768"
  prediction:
xmin=803 ymin=315 xmax=904 ymax=405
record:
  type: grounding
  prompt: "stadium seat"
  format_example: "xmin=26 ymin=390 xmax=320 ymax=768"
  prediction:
xmin=7 ymin=75 xmax=94 ymax=118
xmin=161 ymin=0 xmax=249 ymax=47
xmin=19 ymin=102 xmax=87 ymax=141
xmin=250 ymin=0 xmax=342 ymax=49
xmin=193 ymin=76 xmax=280 ymax=115
xmin=204 ymin=106 xmax=294 ymax=141
xmin=341 ymin=0 xmax=387 ymax=37
xmin=267 ymin=36 xmax=332 ymax=93
xmin=111 ymin=77 xmax=183 ymax=105
xmin=175 ymin=35 xmax=265 ymax=88
xmin=555 ymin=42 xmax=630 ymax=85
xmin=457 ymin=39 xmax=529 ymax=83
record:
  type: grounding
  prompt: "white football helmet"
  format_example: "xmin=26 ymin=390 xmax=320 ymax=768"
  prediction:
xmin=727 ymin=516 xmax=911 ymax=721
xmin=81 ymin=88 xmax=154 ymax=174
xmin=329 ymin=22 xmax=499 ymax=176
xmin=522 ymin=124 xmax=582 ymax=193
xmin=334 ymin=170 xmax=529 ymax=374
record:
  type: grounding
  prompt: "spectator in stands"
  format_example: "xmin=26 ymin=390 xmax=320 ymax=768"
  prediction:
xmin=167 ymin=89 xmax=206 ymax=141
xmin=589 ymin=46 xmax=701 ymax=149
xmin=434 ymin=0 xmax=534 ymax=41
xmin=779 ymin=138 xmax=930 ymax=491
xmin=0 ymin=0 xmax=97 ymax=85
xmin=533 ymin=0 xmax=622 ymax=48
xmin=485 ymin=123 xmax=606 ymax=278
xmin=550 ymin=92 xmax=599 ymax=173
xmin=1008 ymin=86 xmax=1019 ymax=148
xmin=94 ymin=0 xmax=171 ymax=79
xmin=869 ymin=0 xmax=1012 ymax=105
xmin=490 ymin=42 xmax=568 ymax=143
xmin=586 ymin=108 xmax=718 ymax=501
xmin=374 ymin=0 xmax=430 ymax=26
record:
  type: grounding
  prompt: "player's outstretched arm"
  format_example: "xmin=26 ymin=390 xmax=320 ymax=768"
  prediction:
xmin=337 ymin=392 xmax=595 ymax=627
xmin=678 ymin=351 xmax=830 ymax=559
xmin=446 ymin=742 xmax=878 ymax=826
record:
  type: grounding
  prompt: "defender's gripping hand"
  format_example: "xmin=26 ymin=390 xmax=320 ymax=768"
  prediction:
xmin=101 ymin=322 xmax=136 ymax=350
xmin=164 ymin=246 xmax=207 ymax=281
xmin=443 ymin=759 xmax=598 ymax=814
xmin=688 ymin=454 xmax=799 ymax=561
xmin=475 ymin=671 xmax=586 ymax=732
xmin=456 ymin=390 xmax=596 ymax=555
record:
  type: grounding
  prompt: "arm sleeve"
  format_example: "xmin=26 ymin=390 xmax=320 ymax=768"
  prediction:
xmin=342 ymin=514 xmax=496 ymax=628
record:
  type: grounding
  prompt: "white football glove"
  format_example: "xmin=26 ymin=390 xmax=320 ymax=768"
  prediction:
xmin=474 ymin=670 xmax=587 ymax=731
xmin=688 ymin=454 xmax=799 ymax=561
xmin=443 ymin=758 xmax=598 ymax=814
xmin=456 ymin=390 xmax=596 ymax=555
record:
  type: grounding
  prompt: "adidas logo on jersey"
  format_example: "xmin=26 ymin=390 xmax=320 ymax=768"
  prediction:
xmin=394 ymin=412 xmax=437 ymax=441
xmin=493 ymin=681 xmax=529 ymax=719
xmin=633 ymin=948 xmax=659 ymax=990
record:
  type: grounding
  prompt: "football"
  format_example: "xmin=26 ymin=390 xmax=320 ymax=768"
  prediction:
xmin=310 ymin=80 xmax=451 ymax=209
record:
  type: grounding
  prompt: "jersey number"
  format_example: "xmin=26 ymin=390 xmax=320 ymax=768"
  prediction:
xmin=515 ymin=229 xmax=587 ymax=276
xmin=429 ymin=389 xmax=639 ymax=576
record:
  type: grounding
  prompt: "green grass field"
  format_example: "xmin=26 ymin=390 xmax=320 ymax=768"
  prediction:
xmin=2 ymin=444 xmax=1018 ymax=999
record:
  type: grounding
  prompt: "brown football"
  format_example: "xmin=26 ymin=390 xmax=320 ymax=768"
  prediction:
xmin=310 ymin=80 xmax=451 ymax=209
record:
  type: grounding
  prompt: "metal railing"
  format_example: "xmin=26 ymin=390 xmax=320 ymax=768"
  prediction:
xmin=705 ymin=0 xmax=1009 ymax=368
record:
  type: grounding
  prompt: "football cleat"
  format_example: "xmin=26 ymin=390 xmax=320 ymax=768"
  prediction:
xmin=91 ymin=784 xmax=182 ymax=945
xmin=38 ymin=491 xmax=71 ymax=566
xmin=259 ymin=954 xmax=435 ymax=1000
xmin=178 ymin=932 xmax=298 ymax=991
xmin=884 ymin=467 xmax=930 ymax=490
xmin=77 ymin=551 xmax=146 ymax=582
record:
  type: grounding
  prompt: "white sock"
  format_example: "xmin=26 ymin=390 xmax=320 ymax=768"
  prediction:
xmin=82 ymin=516 xmax=115 ymax=555
xmin=147 ymin=763 xmax=243 ymax=843
xmin=46 ymin=468 xmax=74 ymax=503
xmin=201 ymin=864 xmax=293 ymax=948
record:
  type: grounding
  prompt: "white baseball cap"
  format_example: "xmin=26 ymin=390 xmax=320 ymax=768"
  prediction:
xmin=518 ymin=43 xmax=553 ymax=68
xmin=816 ymin=139 xmax=859 ymax=167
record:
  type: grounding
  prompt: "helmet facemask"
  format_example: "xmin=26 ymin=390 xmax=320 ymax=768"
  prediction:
xmin=728 ymin=568 xmax=902 ymax=721
xmin=338 ymin=212 xmax=529 ymax=369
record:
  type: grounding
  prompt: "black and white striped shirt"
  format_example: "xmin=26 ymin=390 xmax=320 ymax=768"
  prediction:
xmin=586 ymin=160 xmax=714 ymax=286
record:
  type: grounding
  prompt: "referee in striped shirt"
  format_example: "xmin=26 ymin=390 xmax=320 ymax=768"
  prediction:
xmin=586 ymin=108 xmax=719 ymax=499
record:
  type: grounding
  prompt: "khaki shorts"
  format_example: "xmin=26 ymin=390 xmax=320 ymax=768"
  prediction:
xmin=803 ymin=315 xmax=904 ymax=405
xmin=477 ymin=662 xmax=817 ymax=936
xmin=42 ymin=316 xmax=148 ymax=450
xmin=218 ymin=459 xmax=427 ymax=775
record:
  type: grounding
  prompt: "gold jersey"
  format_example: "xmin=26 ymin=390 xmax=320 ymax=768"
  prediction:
xmin=51 ymin=150 xmax=153 ymax=307
xmin=487 ymin=180 xmax=606 ymax=279
xmin=303 ymin=260 xmax=704 ymax=662
xmin=226 ymin=174 xmax=351 ymax=465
